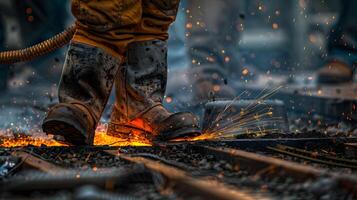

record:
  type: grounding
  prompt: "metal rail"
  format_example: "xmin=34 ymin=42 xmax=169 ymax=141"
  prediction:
xmin=268 ymin=145 xmax=357 ymax=169
xmin=105 ymin=150 xmax=272 ymax=200
xmin=11 ymin=151 xmax=63 ymax=173
xmin=192 ymin=145 xmax=357 ymax=196
xmin=3 ymin=143 xmax=357 ymax=198
xmin=192 ymin=145 xmax=324 ymax=180
xmin=181 ymin=137 xmax=357 ymax=150
xmin=345 ymin=143 xmax=357 ymax=149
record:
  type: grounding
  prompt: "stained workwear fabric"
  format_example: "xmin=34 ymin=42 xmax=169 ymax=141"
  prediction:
xmin=59 ymin=43 xmax=121 ymax=124
xmin=43 ymin=42 xmax=121 ymax=145
xmin=71 ymin=0 xmax=180 ymax=59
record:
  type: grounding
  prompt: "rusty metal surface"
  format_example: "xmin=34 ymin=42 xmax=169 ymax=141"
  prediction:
xmin=192 ymin=145 xmax=357 ymax=196
xmin=202 ymin=100 xmax=289 ymax=133
xmin=193 ymin=145 xmax=324 ymax=178
xmin=234 ymin=84 xmax=357 ymax=121
xmin=345 ymin=143 xmax=357 ymax=148
xmin=184 ymin=137 xmax=357 ymax=150
xmin=11 ymin=151 xmax=63 ymax=173
xmin=268 ymin=145 xmax=357 ymax=169
xmin=107 ymin=151 xmax=270 ymax=200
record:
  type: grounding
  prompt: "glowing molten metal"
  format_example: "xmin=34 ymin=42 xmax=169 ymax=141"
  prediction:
xmin=0 ymin=124 xmax=152 ymax=147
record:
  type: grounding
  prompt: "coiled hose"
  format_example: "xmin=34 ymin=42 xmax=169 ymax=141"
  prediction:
xmin=0 ymin=24 xmax=76 ymax=64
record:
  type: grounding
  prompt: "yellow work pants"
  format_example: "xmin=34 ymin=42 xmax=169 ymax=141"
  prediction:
xmin=70 ymin=0 xmax=180 ymax=59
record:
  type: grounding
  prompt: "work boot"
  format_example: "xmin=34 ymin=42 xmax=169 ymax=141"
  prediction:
xmin=108 ymin=40 xmax=200 ymax=141
xmin=42 ymin=42 xmax=121 ymax=145
xmin=317 ymin=61 xmax=353 ymax=84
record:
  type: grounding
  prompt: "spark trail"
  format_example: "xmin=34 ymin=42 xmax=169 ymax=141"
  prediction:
xmin=174 ymin=86 xmax=284 ymax=142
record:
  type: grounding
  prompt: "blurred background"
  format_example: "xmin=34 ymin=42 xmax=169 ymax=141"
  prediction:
xmin=0 ymin=0 xmax=355 ymax=136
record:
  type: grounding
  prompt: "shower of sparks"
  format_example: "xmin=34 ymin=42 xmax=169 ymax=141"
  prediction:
xmin=174 ymin=86 xmax=284 ymax=142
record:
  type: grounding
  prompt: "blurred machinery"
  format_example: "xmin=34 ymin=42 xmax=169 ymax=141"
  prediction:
xmin=0 ymin=0 xmax=70 ymax=133
xmin=239 ymin=0 xmax=341 ymax=72
xmin=0 ymin=0 xmax=70 ymax=91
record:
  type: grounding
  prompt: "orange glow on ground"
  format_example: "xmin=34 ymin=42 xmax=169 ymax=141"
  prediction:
xmin=1 ymin=135 xmax=66 ymax=147
xmin=94 ymin=124 xmax=152 ymax=147
xmin=172 ymin=131 xmax=223 ymax=142
xmin=0 ymin=124 xmax=152 ymax=147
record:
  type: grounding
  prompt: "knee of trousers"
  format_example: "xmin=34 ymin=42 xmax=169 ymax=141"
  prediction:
xmin=145 ymin=0 xmax=180 ymax=16
xmin=71 ymin=0 xmax=142 ymax=31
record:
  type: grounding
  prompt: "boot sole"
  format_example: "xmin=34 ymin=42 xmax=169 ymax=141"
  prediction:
xmin=156 ymin=127 xmax=201 ymax=142
xmin=42 ymin=119 xmax=87 ymax=146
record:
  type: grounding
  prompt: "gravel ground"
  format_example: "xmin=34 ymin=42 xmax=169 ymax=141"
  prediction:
xmin=1 ymin=135 xmax=356 ymax=199
xmin=117 ymin=145 xmax=355 ymax=200
xmin=29 ymin=147 xmax=129 ymax=169
xmin=0 ymin=147 xmax=170 ymax=200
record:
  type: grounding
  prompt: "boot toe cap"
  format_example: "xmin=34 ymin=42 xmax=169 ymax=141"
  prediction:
xmin=155 ymin=112 xmax=201 ymax=141
xmin=42 ymin=103 xmax=95 ymax=145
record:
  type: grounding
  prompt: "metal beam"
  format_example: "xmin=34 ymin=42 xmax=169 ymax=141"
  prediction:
xmin=106 ymin=150 xmax=272 ymax=200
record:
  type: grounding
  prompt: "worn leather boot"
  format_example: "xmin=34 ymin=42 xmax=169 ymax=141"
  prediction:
xmin=42 ymin=42 xmax=121 ymax=145
xmin=317 ymin=61 xmax=353 ymax=84
xmin=108 ymin=40 xmax=200 ymax=141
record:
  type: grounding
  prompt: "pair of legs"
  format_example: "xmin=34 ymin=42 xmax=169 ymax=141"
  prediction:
xmin=42 ymin=0 xmax=200 ymax=145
